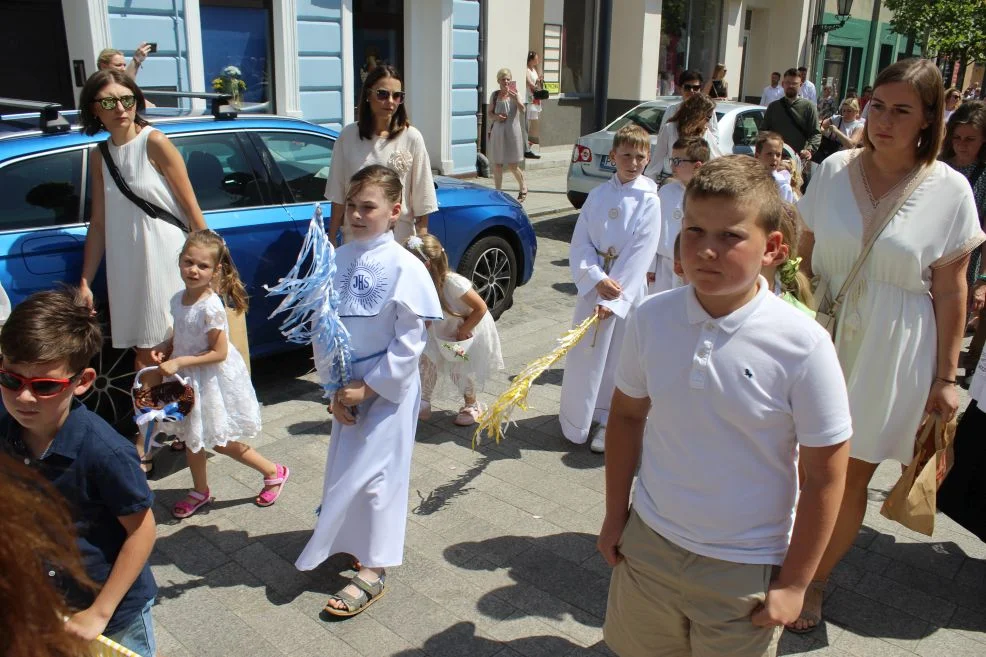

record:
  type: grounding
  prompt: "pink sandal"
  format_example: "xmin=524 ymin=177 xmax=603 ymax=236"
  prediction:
xmin=172 ymin=489 xmax=212 ymax=519
xmin=256 ymin=464 xmax=290 ymax=507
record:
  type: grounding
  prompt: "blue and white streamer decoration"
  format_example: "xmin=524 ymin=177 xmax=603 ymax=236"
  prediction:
xmin=266 ymin=204 xmax=353 ymax=398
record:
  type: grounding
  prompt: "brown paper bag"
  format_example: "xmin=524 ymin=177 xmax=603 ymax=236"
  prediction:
xmin=226 ymin=305 xmax=251 ymax=374
xmin=879 ymin=413 xmax=956 ymax=536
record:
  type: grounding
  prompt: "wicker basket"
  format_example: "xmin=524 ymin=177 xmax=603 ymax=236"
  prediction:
xmin=132 ymin=367 xmax=194 ymax=419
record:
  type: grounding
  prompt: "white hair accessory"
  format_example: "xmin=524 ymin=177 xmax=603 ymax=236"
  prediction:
xmin=405 ymin=235 xmax=428 ymax=260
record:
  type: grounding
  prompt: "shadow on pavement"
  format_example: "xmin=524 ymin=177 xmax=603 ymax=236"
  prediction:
xmin=389 ymin=621 xmax=614 ymax=657
xmin=534 ymin=212 xmax=578 ymax=242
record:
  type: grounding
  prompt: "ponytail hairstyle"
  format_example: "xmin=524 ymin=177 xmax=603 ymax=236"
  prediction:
xmin=181 ymin=229 xmax=250 ymax=312
xmin=404 ymin=233 xmax=463 ymax=318
xmin=777 ymin=202 xmax=814 ymax=308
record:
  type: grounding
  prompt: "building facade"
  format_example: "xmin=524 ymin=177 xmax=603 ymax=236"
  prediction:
xmin=3 ymin=0 xmax=818 ymax=175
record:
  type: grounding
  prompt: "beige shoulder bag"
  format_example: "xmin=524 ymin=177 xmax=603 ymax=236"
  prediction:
xmin=813 ymin=161 xmax=933 ymax=338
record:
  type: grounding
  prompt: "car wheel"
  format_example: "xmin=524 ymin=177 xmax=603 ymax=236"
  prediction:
xmin=80 ymin=341 xmax=137 ymax=433
xmin=458 ymin=235 xmax=517 ymax=320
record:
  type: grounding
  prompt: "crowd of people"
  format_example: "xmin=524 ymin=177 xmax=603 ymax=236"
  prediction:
xmin=3 ymin=52 xmax=986 ymax=657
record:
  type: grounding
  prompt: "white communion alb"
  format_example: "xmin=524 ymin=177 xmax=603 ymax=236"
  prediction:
xmin=295 ymin=231 xmax=443 ymax=570
xmin=559 ymin=174 xmax=661 ymax=443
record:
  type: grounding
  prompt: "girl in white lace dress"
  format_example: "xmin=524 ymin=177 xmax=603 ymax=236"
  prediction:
xmin=407 ymin=234 xmax=504 ymax=426
xmin=152 ymin=230 xmax=288 ymax=519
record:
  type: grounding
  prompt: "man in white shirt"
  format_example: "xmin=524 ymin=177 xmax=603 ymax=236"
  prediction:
xmin=598 ymin=156 xmax=851 ymax=657
xmin=760 ymin=72 xmax=784 ymax=106
xmin=797 ymin=66 xmax=817 ymax=104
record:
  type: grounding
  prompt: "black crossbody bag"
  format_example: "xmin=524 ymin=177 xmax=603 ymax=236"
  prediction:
xmin=780 ymin=100 xmax=820 ymax=160
xmin=98 ymin=141 xmax=189 ymax=234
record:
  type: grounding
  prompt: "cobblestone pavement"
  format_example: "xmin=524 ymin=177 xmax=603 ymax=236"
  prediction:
xmin=148 ymin=176 xmax=986 ymax=656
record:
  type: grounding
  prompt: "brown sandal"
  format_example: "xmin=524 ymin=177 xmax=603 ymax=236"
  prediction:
xmin=517 ymin=189 xmax=528 ymax=203
xmin=786 ymin=580 xmax=826 ymax=634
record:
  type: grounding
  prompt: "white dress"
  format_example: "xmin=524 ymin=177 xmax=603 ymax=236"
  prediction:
xmin=648 ymin=178 xmax=685 ymax=295
xmin=799 ymin=149 xmax=985 ymax=463
xmin=102 ymin=127 xmax=187 ymax=348
xmin=421 ymin=273 xmax=504 ymax=395
xmin=526 ymin=68 xmax=542 ymax=119
xmin=324 ymin=123 xmax=438 ymax=244
xmin=559 ymin=175 xmax=661 ymax=443
xmin=160 ymin=292 xmax=261 ymax=453
xmin=295 ymin=232 xmax=443 ymax=570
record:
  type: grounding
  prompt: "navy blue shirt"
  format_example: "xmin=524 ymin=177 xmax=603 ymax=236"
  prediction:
xmin=1 ymin=401 xmax=157 ymax=634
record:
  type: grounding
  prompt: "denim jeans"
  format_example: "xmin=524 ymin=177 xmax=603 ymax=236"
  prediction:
xmin=106 ymin=597 xmax=156 ymax=657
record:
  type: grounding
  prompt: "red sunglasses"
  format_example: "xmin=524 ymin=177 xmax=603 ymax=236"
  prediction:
xmin=0 ymin=368 xmax=82 ymax=398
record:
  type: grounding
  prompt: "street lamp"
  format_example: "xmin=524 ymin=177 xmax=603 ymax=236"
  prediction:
xmin=812 ymin=0 xmax=853 ymax=41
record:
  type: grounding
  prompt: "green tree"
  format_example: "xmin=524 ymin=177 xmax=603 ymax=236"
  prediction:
xmin=884 ymin=0 xmax=986 ymax=62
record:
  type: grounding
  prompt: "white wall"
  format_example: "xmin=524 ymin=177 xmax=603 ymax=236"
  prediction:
xmin=406 ymin=0 xmax=454 ymax=173
xmin=726 ymin=0 xmax=812 ymax=101
xmin=607 ymin=0 xmax=662 ymax=100
xmin=484 ymin=0 xmax=531 ymax=100
xmin=61 ymin=0 xmax=112 ymax=101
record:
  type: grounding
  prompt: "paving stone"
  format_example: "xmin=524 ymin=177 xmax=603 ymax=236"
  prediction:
xmin=914 ymin=628 xmax=986 ymax=657
xmin=824 ymin=587 xmax=931 ymax=651
xmin=853 ymin=572 xmax=956 ymax=627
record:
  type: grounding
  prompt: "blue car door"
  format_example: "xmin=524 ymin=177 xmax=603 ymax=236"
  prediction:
xmin=166 ymin=130 xmax=303 ymax=356
xmin=0 ymin=145 xmax=88 ymax=307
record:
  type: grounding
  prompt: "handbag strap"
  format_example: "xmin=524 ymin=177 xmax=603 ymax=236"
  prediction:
xmin=98 ymin=141 xmax=189 ymax=234
xmin=830 ymin=158 xmax=935 ymax=311
xmin=782 ymin=100 xmax=812 ymax=141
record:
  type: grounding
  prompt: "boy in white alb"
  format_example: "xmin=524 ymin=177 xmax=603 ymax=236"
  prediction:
xmin=598 ymin=156 xmax=852 ymax=657
xmin=647 ymin=136 xmax=708 ymax=295
xmin=559 ymin=124 xmax=660 ymax=454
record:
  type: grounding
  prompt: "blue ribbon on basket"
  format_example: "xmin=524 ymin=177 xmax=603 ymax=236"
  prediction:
xmin=134 ymin=402 xmax=186 ymax=453
xmin=265 ymin=203 xmax=354 ymax=399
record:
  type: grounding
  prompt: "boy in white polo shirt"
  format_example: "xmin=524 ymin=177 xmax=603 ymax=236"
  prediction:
xmin=598 ymin=155 xmax=852 ymax=657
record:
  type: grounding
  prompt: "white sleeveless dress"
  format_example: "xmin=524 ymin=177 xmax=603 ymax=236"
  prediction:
xmin=102 ymin=127 xmax=187 ymax=348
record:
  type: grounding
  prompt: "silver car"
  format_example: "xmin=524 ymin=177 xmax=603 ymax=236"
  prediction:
xmin=566 ymin=98 xmax=768 ymax=209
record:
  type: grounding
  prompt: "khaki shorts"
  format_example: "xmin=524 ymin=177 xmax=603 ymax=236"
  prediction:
xmin=603 ymin=510 xmax=781 ymax=657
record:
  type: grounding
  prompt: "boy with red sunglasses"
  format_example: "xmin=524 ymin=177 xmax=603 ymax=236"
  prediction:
xmin=0 ymin=288 xmax=158 ymax=656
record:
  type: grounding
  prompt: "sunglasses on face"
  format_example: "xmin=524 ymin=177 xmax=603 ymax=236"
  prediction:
xmin=371 ymin=89 xmax=405 ymax=103
xmin=670 ymin=157 xmax=697 ymax=166
xmin=94 ymin=95 xmax=137 ymax=111
xmin=0 ymin=368 xmax=82 ymax=398
xmin=682 ymin=84 xmax=702 ymax=92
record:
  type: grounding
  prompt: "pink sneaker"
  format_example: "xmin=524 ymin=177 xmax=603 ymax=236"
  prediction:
xmin=454 ymin=402 xmax=483 ymax=426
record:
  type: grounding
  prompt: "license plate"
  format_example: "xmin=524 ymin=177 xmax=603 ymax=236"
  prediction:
xmin=599 ymin=154 xmax=616 ymax=171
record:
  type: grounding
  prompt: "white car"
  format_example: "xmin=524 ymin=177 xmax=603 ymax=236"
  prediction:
xmin=566 ymin=98 xmax=768 ymax=208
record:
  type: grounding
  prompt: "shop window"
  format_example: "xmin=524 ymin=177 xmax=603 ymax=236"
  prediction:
xmin=560 ymin=0 xmax=596 ymax=95
xmin=659 ymin=0 xmax=724 ymax=90
xmin=200 ymin=0 xmax=274 ymax=110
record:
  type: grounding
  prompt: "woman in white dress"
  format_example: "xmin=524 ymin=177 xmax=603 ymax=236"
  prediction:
xmin=77 ymin=69 xmax=207 ymax=471
xmin=791 ymin=58 xmax=986 ymax=633
xmin=525 ymin=51 xmax=543 ymax=158
xmin=325 ymin=65 xmax=438 ymax=244
xmin=488 ymin=68 xmax=528 ymax=201
xmin=644 ymin=93 xmax=722 ymax=185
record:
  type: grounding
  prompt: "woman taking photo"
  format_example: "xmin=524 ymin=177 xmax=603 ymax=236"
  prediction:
xmin=325 ymin=65 xmax=438 ymax=242
xmin=487 ymin=67 xmax=528 ymax=201
xmin=793 ymin=58 xmax=985 ymax=633
xmin=78 ymin=69 xmax=207 ymax=472
xmin=820 ymin=98 xmax=865 ymax=150
xmin=703 ymin=63 xmax=728 ymax=99
xmin=643 ymin=93 xmax=721 ymax=184
xmin=942 ymin=102 xmax=986 ymax=371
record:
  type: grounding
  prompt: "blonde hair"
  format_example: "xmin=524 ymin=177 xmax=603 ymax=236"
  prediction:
xmin=712 ymin=63 xmax=726 ymax=79
xmin=612 ymin=124 xmax=650 ymax=152
xmin=97 ymin=48 xmax=123 ymax=69
xmin=181 ymin=230 xmax=250 ymax=312
xmin=840 ymin=98 xmax=860 ymax=113
xmin=779 ymin=159 xmax=803 ymax=198
xmin=404 ymin=234 xmax=463 ymax=318
xmin=777 ymin=203 xmax=814 ymax=307
xmin=496 ymin=68 xmax=512 ymax=82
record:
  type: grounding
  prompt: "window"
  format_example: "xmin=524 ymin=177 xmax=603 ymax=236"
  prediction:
xmin=170 ymin=133 xmax=264 ymax=211
xmin=732 ymin=111 xmax=763 ymax=148
xmin=0 ymin=149 xmax=83 ymax=230
xmin=257 ymin=132 xmax=334 ymax=203
xmin=608 ymin=105 xmax=666 ymax=134
xmin=201 ymin=1 xmax=274 ymax=109
xmin=557 ymin=0 xmax=596 ymax=95
xmin=659 ymin=0 xmax=724 ymax=90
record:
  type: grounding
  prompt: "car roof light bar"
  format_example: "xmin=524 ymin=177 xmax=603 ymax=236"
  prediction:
xmin=141 ymin=91 xmax=237 ymax=120
xmin=0 ymin=98 xmax=70 ymax=134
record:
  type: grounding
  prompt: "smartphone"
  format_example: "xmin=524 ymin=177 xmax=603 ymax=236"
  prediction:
xmin=147 ymin=42 xmax=158 ymax=53
xmin=508 ymin=80 xmax=517 ymax=94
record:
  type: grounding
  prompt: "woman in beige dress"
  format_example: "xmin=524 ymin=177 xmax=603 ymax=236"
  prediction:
xmin=325 ymin=65 xmax=437 ymax=243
